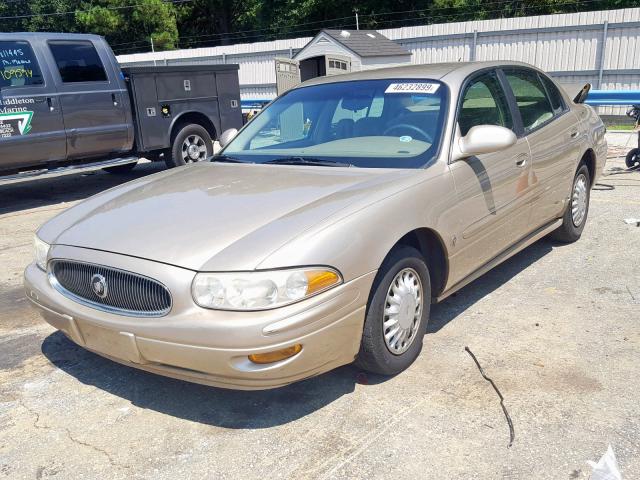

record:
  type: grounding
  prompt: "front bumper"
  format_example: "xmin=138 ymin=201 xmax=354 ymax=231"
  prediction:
xmin=24 ymin=245 xmax=375 ymax=390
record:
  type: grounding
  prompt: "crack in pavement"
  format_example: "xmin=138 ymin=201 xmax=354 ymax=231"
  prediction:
xmin=19 ymin=399 xmax=129 ymax=470
xmin=316 ymin=398 xmax=426 ymax=479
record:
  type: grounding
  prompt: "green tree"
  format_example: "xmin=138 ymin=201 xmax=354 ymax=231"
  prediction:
xmin=76 ymin=0 xmax=178 ymax=52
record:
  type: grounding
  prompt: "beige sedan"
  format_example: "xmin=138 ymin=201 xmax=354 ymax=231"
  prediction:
xmin=25 ymin=61 xmax=606 ymax=389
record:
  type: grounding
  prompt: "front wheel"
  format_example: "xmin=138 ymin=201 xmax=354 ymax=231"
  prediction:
xmin=355 ymin=246 xmax=431 ymax=376
xmin=550 ymin=164 xmax=591 ymax=243
xmin=167 ymin=124 xmax=213 ymax=168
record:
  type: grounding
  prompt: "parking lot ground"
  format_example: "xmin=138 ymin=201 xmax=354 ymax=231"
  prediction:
xmin=0 ymin=149 xmax=639 ymax=479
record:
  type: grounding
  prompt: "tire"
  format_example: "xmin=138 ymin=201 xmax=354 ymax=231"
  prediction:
xmin=626 ymin=147 xmax=640 ymax=169
xmin=103 ymin=161 xmax=137 ymax=174
xmin=166 ymin=123 xmax=213 ymax=168
xmin=355 ymin=245 xmax=431 ymax=376
xmin=550 ymin=164 xmax=591 ymax=243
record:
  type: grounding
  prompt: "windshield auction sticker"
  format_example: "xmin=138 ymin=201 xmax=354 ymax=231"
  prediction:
xmin=385 ymin=83 xmax=440 ymax=94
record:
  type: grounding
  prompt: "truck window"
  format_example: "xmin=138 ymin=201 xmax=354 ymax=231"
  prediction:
xmin=48 ymin=41 xmax=108 ymax=83
xmin=0 ymin=41 xmax=44 ymax=88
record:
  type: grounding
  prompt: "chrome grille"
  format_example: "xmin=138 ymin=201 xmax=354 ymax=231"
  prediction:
xmin=49 ymin=260 xmax=172 ymax=317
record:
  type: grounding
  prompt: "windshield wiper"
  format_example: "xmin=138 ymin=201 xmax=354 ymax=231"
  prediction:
xmin=264 ymin=157 xmax=353 ymax=167
xmin=211 ymin=155 xmax=254 ymax=164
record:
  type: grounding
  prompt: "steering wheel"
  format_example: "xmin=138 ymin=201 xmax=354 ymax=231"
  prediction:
xmin=383 ymin=124 xmax=432 ymax=143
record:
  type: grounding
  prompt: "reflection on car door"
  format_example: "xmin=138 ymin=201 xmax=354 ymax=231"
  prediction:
xmin=448 ymin=70 xmax=533 ymax=282
xmin=0 ymin=39 xmax=66 ymax=170
xmin=47 ymin=40 xmax=129 ymax=159
xmin=502 ymin=68 xmax=582 ymax=229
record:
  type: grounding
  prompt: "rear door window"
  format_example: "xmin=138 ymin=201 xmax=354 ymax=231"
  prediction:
xmin=503 ymin=69 xmax=555 ymax=133
xmin=0 ymin=41 xmax=44 ymax=88
xmin=539 ymin=74 xmax=566 ymax=115
xmin=48 ymin=41 xmax=108 ymax=83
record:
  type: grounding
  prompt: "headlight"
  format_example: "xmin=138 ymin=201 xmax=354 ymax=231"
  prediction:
xmin=34 ymin=235 xmax=50 ymax=271
xmin=192 ymin=267 xmax=342 ymax=311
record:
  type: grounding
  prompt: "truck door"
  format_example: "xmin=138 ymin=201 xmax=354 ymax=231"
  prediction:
xmin=46 ymin=40 xmax=129 ymax=159
xmin=0 ymin=39 xmax=66 ymax=171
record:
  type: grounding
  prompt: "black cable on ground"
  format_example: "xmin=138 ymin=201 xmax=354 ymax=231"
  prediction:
xmin=465 ymin=346 xmax=515 ymax=448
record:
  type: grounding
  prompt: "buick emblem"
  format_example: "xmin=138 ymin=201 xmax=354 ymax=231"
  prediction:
xmin=91 ymin=273 xmax=108 ymax=299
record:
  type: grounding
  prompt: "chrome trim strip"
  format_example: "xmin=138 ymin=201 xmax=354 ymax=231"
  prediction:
xmin=48 ymin=259 xmax=172 ymax=318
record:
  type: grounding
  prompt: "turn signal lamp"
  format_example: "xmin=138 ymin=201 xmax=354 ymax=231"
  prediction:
xmin=248 ymin=344 xmax=302 ymax=364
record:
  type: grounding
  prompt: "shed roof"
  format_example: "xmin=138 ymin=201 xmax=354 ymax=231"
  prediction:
xmin=319 ymin=29 xmax=411 ymax=58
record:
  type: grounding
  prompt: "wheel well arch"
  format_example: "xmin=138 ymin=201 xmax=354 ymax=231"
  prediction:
xmin=391 ymin=228 xmax=449 ymax=299
xmin=580 ymin=148 xmax=596 ymax=186
xmin=170 ymin=112 xmax=218 ymax=143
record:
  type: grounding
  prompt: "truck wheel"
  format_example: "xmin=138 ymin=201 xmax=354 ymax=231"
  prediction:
xmin=355 ymin=246 xmax=430 ymax=376
xmin=103 ymin=162 xmax=137 ymax=174
xmin=167 ymin=124 xmax=213 ymax=168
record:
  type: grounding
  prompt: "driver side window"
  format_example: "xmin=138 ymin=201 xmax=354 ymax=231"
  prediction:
xmin=459 ymin=71 xmax=513 ymax=136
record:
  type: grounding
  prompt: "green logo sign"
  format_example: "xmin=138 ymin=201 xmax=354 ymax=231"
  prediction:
xmin=0 ymin=110 xmax=33 ymax=135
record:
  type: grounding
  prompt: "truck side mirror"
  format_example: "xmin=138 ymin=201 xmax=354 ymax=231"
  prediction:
xmin=219 ymin=128 xmax=238 ymax=148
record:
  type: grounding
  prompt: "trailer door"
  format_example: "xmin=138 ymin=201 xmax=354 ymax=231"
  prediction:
xmin=275 ymin=58 xmax=300 ymax=95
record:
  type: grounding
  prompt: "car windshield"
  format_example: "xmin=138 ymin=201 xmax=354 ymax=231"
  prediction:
xmin=221 ymin=79 xmax=448 ymax=169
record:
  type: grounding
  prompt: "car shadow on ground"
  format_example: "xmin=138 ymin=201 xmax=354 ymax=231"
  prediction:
xmin=40 ymin=238 xmax=559 ymax=428
xmin=41 ymin=331 xmax=369 ymax=428
xmin=0 ymin=162 xmax=165 ymax=216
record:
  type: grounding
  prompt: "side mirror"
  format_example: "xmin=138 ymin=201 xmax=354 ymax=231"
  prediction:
xmin=452 ymin=125 xmax=517 ymax=161
xmin=218 ymin=128 xmax=238 ymax=148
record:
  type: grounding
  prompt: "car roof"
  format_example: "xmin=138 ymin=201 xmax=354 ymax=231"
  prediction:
xmin=295 ymin=60 xmax=536 ymax=89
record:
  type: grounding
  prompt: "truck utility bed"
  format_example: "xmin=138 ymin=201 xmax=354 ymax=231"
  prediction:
xmin=1 ymin=32 xmax=243 ymax=182
xmin=122 ymin=64 xmax=242 ymax=153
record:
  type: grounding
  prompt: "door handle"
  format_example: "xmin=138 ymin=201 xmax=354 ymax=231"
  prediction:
xmin=569 ymin=130 xmax=579 ymax=139
xmin=111 ymin=93 xmax=118 ymax=107
xmin=515 ymin=153 xmax=528 ymax=167
xmin=46 ymin=97 xmax=54 ymax=112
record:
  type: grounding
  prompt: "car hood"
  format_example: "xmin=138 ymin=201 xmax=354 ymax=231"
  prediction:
xmin=39 ymin=162 xmax=415 ymax=271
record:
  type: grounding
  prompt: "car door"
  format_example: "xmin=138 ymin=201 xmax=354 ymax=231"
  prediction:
xmin=501 ymin=68 xmax=582 ymax=229
xmin=0 ymin=38 xmax=66 ymax=171
xmin=46 ymin=39 xmax=129 ymax=160
xmin=448 ymin=69 xmax=533 ymax=278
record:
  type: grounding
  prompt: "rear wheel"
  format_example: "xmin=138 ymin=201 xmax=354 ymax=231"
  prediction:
xmin=626 ymin=148 xmax=639 ymax=169
xmin=550 ymin=164 xmax=591 ymax=243
xmin=166 ymin=124 xmax=213 ymax=168
xmin=355 ymin=246 xmax=430 ymax=376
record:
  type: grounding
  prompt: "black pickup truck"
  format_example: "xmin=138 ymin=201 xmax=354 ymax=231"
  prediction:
xmin=0 ymin=32 xmax=243 ymax=184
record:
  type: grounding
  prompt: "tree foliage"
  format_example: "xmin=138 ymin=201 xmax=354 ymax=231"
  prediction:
xmin=0 ymin=0 xmax=637 ymax=55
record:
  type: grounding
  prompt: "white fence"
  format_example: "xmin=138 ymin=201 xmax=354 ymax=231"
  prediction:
xmin=117 ymin=7 xmax=640 ymax=116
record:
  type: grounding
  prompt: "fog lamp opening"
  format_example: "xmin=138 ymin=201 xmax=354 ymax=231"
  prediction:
xmin=248 ymin=344 xmax=302 ymax=364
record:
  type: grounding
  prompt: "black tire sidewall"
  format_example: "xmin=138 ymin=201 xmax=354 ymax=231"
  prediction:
xmin=626 ymin=148 xmax=640 ymax=169
xmin=357 ymin=246 xmax=431 ymax=375
xmin=168 ymin=124 xmax=213 ymax=168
